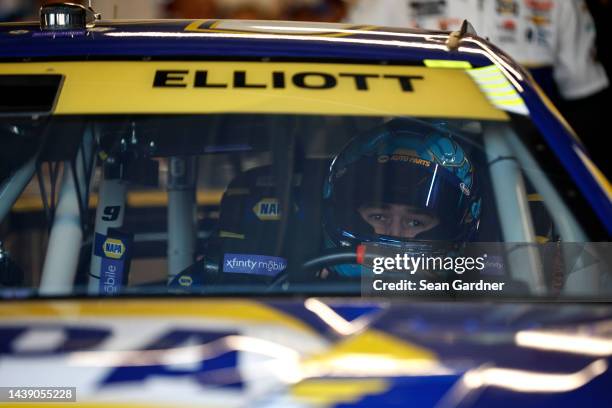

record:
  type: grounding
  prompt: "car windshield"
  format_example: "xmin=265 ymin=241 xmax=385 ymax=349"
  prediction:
xmin=0 ymin=61 xmax=610 ymax=300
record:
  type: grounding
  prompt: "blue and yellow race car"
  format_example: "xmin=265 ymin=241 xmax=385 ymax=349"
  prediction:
xmin=1 ymin=2 xmax=611 ymax=407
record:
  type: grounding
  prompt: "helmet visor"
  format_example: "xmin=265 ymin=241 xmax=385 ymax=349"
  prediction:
xmin=330 ymin=157 xmax=473 ymax=241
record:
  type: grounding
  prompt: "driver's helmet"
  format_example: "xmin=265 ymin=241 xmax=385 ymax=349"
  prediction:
xmin=323 ymin=118 xmax=482 ymax=277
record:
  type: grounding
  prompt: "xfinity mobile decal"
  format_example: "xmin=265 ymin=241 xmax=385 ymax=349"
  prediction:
xmin=223 ymin=253 xmax=287 ymax=276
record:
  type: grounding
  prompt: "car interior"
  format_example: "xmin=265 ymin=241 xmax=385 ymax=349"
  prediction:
xmin=1 ymin=113 xmax=609 ymax=297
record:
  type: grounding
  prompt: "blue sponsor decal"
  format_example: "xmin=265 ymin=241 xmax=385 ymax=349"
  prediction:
xmin=252 ymin=198 xmax=281 ymax=221
xmin=94 ymin=231 xmax=132 ymax=295
xmin=223 ymin=253 xmax=287 ymax=276
xmin=99 ymin=258 xmax=124 ymax=295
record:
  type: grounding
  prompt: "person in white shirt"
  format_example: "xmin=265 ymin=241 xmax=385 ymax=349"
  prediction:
xmin=346 ymin=0 xmax=610 ymax=172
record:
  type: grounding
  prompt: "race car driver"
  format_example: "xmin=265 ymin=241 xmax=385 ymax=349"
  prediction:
xmin=169 ymin=118 xmax=482 ymax=289
xmin=321 ymin=118 xmax=482 ymax=278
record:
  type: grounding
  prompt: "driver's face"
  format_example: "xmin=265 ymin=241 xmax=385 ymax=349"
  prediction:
xmin=358 ymin=203 xmax=439 ymax=239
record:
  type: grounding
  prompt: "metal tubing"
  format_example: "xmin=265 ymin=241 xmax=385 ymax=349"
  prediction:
xmin=167 ymin=156 xmax=197 ymax=282
xmin=0 ymin=156 xmax=36 ymax=223
xmin=500 ymin=126 xmax=594 ymax=294
xmin=39 ymin=129 xmax=95 ymax=295
xmin=39 ymin=163 xmax=83 ymax=295
xmin=483 ymin=124 xmax=545 ymax=293
xmin=87 ymin=177 xmax=127 ymax=294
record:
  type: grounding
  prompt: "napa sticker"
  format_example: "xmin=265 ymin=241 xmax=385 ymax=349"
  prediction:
xmin=103 ymin=238 xmax=125 ymax=259
xmin=253 ymin=198 xmax=281 ymax=221
xmin=94 ymin=232 xmax=132 ymax=295
xmin=178 ymin=275 xmax=193 ymax=287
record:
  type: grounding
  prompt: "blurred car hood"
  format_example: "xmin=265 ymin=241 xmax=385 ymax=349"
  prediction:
xmin=0 ymin=298 xmax=611 ymax=407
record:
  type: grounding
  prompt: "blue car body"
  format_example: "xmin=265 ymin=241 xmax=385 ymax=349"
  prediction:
xmin=0 ymin=18 xmax=611 ymax=407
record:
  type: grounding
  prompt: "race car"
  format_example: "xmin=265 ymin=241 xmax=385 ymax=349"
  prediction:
xmin=0 ymin=2 xmax=612 ymax=407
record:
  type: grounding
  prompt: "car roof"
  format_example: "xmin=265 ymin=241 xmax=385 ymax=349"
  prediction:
xmin=0 ymin=19 xmax=515 ymax=70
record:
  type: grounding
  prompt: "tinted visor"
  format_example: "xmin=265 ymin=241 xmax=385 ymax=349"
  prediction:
xmin=331 ymin=157 xmax=471 ymax=240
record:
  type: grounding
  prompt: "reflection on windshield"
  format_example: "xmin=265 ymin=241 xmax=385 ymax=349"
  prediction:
xmin=0 ymin=114 xmax=609 ymax=299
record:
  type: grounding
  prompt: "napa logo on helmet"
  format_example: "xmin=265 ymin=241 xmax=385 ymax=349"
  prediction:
xmin=253 ymin=198 xmax=281 ymax=221
xmin=102 ymin=238 xmax=125 ymax=259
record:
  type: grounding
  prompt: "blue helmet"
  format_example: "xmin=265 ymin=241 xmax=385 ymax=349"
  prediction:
xmin=323 ymin=119 xmax=482 ymax=276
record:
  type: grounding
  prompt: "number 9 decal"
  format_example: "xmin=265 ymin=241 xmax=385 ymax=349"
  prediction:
xmin=101 ymin=205 xmax=121 ymax=222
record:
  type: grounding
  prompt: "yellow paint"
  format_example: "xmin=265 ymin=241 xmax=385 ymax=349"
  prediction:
xmin=527 ymin=194 xmax=543 ymax=202
xmin=573 ymin=146 xmax=612 ymax=201
xmin=0 ymin=61 xmax=508 ymax=120
xmin=479 ymin=82 xmax=513 ymax=90
xmin=183 ymin=19 xmax=212 ymax=32
xmin=312 ymin=329 xmax=435 ymax=359
xmin=423 ymin=59 xmax=472 ymax=69
xmin=301 ymin=329 xmax=438 ymax=380
xmin=487 ymin=90 xmax=518 ymax=97
xmin=219 ymin=231 xmax=245 ymax=239
xmin=292 ymin=379 xmax=388 ymax=406
xmin=184 ymin=19 xmax=378 ymax=38
xmin=467 ymin=65 xmax=528 ymax=115
xmin=469 ymin=71 xmax=506 ymax=80
xmin=494 ymin=99 xmax=525 ymax=106
xmin=0 ymin=300 xmax=314 ymax=334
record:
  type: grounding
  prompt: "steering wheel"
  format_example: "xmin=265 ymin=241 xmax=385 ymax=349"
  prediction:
xmin=265 ymin=246 xmax=375 ymax=291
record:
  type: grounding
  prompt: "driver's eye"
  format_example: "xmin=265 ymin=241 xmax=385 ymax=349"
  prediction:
xmin=406 ymin=219 xmax=423 ymax=227
xmin=368 ymin=213 xmax=388 ymax=223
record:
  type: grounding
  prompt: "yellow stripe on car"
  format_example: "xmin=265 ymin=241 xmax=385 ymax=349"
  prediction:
xmin=423 ymin=59 xmax=472 ymax=69
xmin=467 ymin=65 xmax=529 ymax=115
xmin=292 ymin=378 xmax=389 ymax=406
xmin=0 ymin=300 xmax=315 ymax=334
xmin=184 ymin=19 xmax=379 ymax=38
xmin=301 ymin=329 xmax=443 ymax=379
xmin=0 ymin=61 xmax=508 ymax=120
xmin=574 ymin=146 xmax=612 ymax=201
